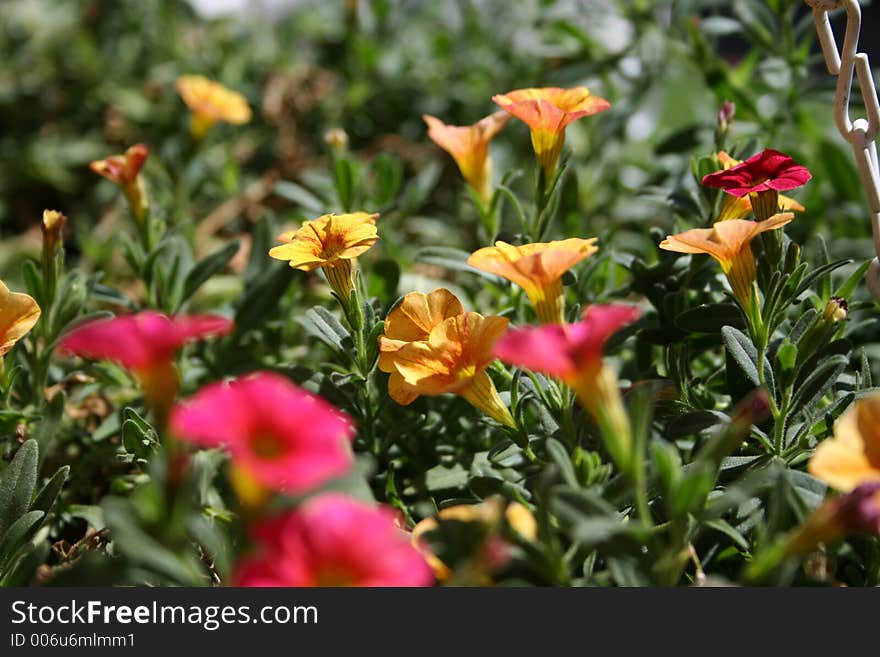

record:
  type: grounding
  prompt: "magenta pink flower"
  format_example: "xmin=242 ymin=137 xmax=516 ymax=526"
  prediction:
xmin=59 ymin=311 xmax=232 ymax=370
xmin=233 ymin=493 xmax=434 ymax=587
xmin=494 ymin=304 xmax=640 ymax=383
xmin=170 ymin=372 xmax=354 ymax=499
xmin=701 ymin=148 xmax=811 ymax=197
xmin=495 ymin=304 xmax=640 ymax=473
xmin=59 ymin=311 xmax=233 ymax=416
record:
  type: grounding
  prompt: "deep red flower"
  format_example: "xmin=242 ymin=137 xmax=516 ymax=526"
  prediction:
xmin=233 ymin=494 xmax=434 ymax=587
xmin=701 ymin=148 xmax=811 ymax=197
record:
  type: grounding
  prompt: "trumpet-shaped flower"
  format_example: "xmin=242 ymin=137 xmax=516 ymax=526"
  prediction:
xmin=808 ymin=392 xmax=880 ymax=492
xmin=659 ymin=213 xmax=794 ymax=308
xmin=467 ymin=238 xmax=598 ymax=324
xmin=175 ymin=75 xmax=252 ymax=139
xmin=784 ymin=482 xmax=880 ymax=559
xmin=494 ymin=304 xmax=639 ymax=472
xmin=59 ymin=312 xmax=232 ymax=418
xmin=379 ymin=296 xmax=514 ymax=428
xmin=170 ymin=372 xmax=354 ymax=507
xmin=268 ymin=212 xmax=379 ymax=307
xmin=378 ymin=288 xmax=464 ymax=376
xmin=492 ymin=87 xmax=610 ymax=176
xmin=702 ymin=148 xmax=811 ymax=220
xmin=411 ymin=496 xmax=537 ymax=582
xmin=233 ymin=494 xmax=433 ymax=587
xmin=89 ymin=144 xmax=150 ymax=222
xmin=714 ymin=151 xmax=806 ymax=221
xmin=0 ymin=281 xmax=41 ymax=357
xmin=423 ymin=111 xmax=509 ymax=204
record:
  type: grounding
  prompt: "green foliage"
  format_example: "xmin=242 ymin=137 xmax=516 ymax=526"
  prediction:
xmin=0 ymin=0 xmax=878 ymax=587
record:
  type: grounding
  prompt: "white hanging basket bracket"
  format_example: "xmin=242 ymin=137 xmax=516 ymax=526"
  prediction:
xmin=806 ymin=0 xmax=880 ymax=299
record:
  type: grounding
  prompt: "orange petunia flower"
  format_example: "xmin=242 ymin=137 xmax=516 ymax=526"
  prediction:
xmin=423 ymin=111 xmax=509 ymax=204
xmin=467 ymin=238 xmax=599 ymax=324
xmin=89 ymin=144 xmax=150 ymax=222
xmin=659 ymin=213 xmax=794 ymax=308
xmin=0 ymin=281 xmax=41 ymax=358
xmin=411 ymin=496 xmax=537 ymax=582
xmin=379 ymin=291 xmax=514 ymax=428
xmin=268 ymin=212 xmax=379 ymax=307
xmin=175 ymin=75 xmax=252 ymax=139
xmin=492 ymin=87 xmax=610 ymax=177
xmin=808 ymin=392 xmax=880 ymax=492
xmin=714 ymin=152 xmax=806 ymax=221
xmin=378 ymin=288 xmax=464 ymax=377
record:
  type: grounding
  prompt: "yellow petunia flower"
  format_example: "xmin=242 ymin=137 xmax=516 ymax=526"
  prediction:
xmin=0 ymin=281 xmax=41 ymax=357
xmin=714 ymin=151 xmax=806 ymax=221
xmin=379 ymin=294 xmax=514 ymax=428
xmin=492 ymin=87 xmax=610 ymax=177
xmin=268 ymin=212 xmax=379 ymax=306
xmin=423 ymin=111 xmax=509 ymax=205
xmin=659 ymin=213 xmax=794 ymax=308
xmin=808 ymin=392 xmax=880 ymax=492
xmin=175 ymin=75 xmax=252 ymax=139
xmin=467 ymin=238 xmax=599 ymax=324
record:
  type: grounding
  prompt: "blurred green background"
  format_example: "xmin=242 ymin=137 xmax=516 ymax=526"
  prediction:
xmin=0 ymin=0 xmax=878 ymax=281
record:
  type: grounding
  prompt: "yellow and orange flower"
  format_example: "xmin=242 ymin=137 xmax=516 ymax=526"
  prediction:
xmin=0 ymin=281 xmax=41 ymax=358
xmin=492 ymin=87 xmax=610 ymax=176
xmin=808 ymin=392 xmax=880 ymax=492
xmin=714 ymin=152 xmax=806 ymax=221
xmin=41 ymin=209 xmax=67 ymax=260
xmin=411 ymin=496 xmax=537 ymax=582
xmin=268 ymin=212 xmax=379 ymax=306
xmin=89 ymin=144 xmax=150 ymax=223
xmin=659 ymin=213 xmax=794 ymax=308
xmin=175 ymin=75 xmax=252 ymax=139
xmin=423 ymin=111 xmax=509 ymax=204
xmin=378 ymin=289 xmax=514 ymax=428
xmin=467 ymin=238 xmax=599 ymax=324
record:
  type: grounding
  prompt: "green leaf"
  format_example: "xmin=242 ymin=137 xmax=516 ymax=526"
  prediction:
xmin=415 ymin=246 xmax=496 ymax=278
xmin=675 ymin=303 xmax=745 ymax=333
xmin=333 ymin=158 xmax=356 ymax=210
xmin=722 ymin=326 xmax=760 ymax=387
xmin=31 ymin=392 xmax=66 ymax=458
xmin=669 ymin=462 xmax=715 ymax=518
xmin=30 ymin=466 xmax=69 ymax=515
xmin=789 ymin=354 xmax=848 ymax=417
xmin=274 ymin=180 xmax=326 ymax=213
xmin=234 ymin=264 xmax=294 ymax=333
xmin=0 ymin=440 xmax=39 ymax=539
xmin=181 ymin=240 xmax=240 ymax=305
xmin=546 ymin=438 xmax=578 ymax=487
xmin=0 ymin=511 xmax=45 ymax=570
xmin=424 ymin=463 xmax=469 ymax=491
xmin=298 ymin=306 xmax=350 ymax=352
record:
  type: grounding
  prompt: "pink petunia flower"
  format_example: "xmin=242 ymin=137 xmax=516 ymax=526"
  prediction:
xmin=494 ymin=304 xmax=640 ymax=473
xmin=170 ymin=372 xmax=355 ymax=503
xmin=59 ymin=311 xmax=232 ymax=417
xmin=233 ymin=493 xmax=434 ymax=587
xmin=494 ymin=304 xmax=640 ymax=383
xmin=701 ymin=148 xmax=811 ymax=197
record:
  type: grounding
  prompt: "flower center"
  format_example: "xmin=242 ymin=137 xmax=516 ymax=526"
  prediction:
xmin=249 ymin=433 xmax=287 ymax=460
